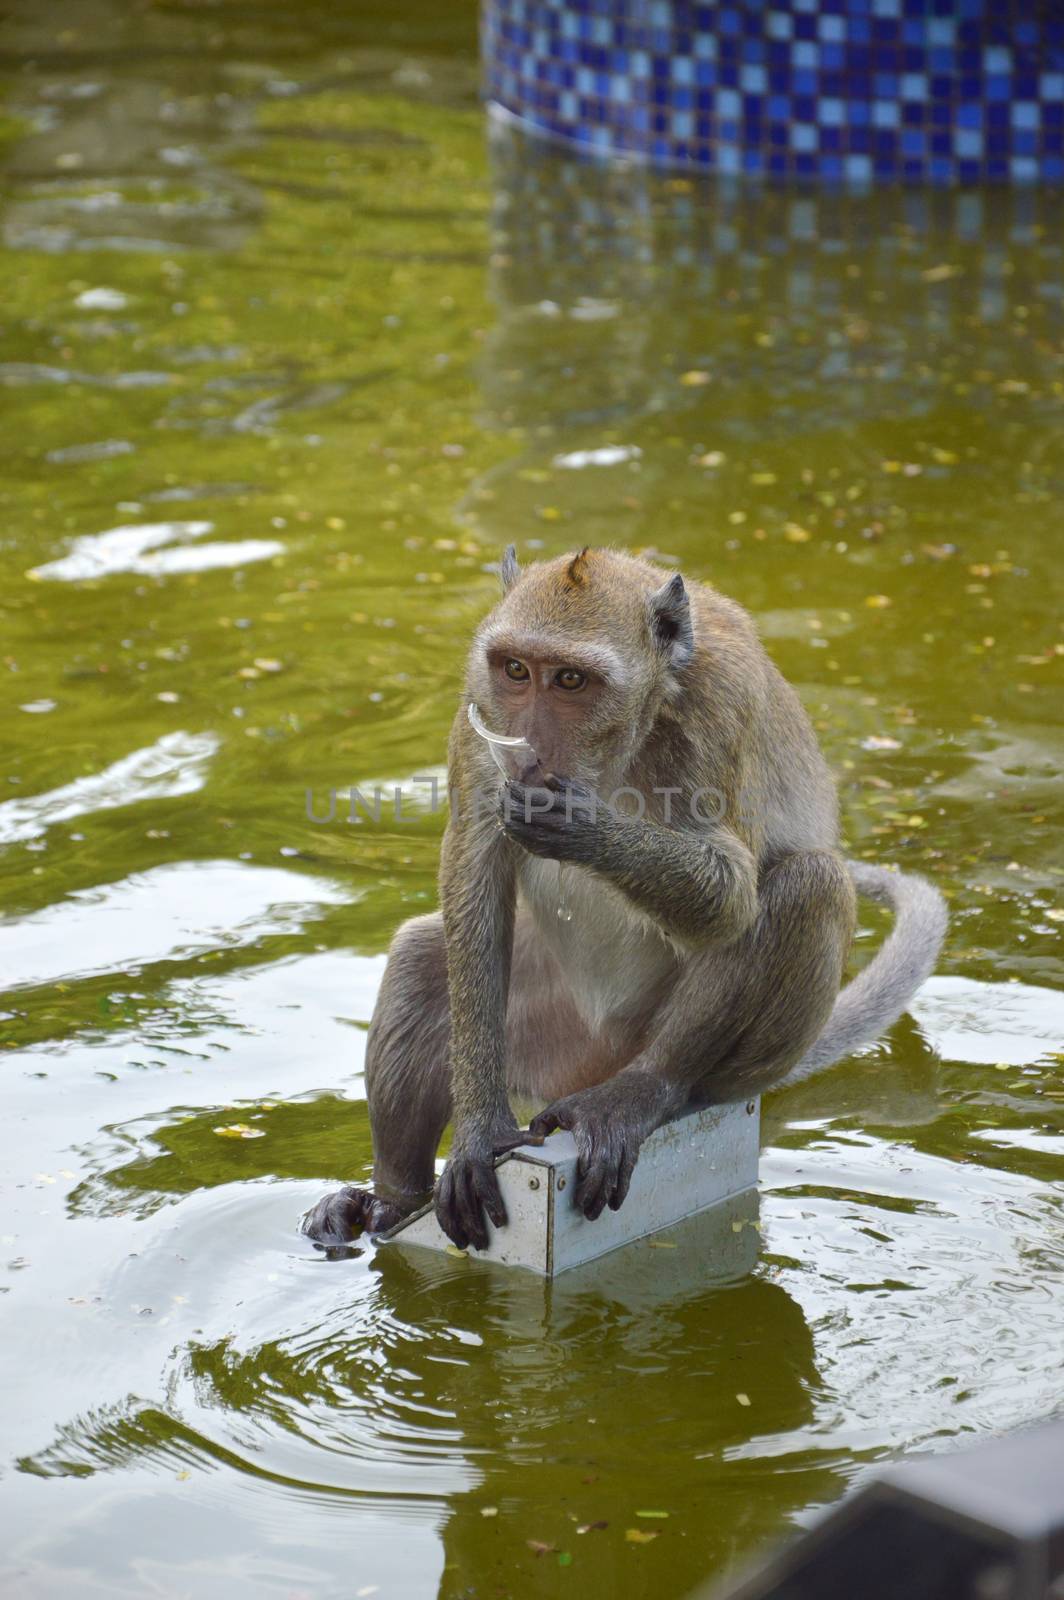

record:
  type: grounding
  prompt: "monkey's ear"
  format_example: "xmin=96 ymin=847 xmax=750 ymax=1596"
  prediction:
xmin=648 ymin=572 xmax=694 ymax=669
xmin=498 ymin=544 xmax=521 ymax=592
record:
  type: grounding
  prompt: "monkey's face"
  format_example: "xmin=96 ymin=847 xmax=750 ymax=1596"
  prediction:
xmin=480 ymin=644 xmax=617 ymax=785
xmin=470 ymin=550 xmax=690 ymax=788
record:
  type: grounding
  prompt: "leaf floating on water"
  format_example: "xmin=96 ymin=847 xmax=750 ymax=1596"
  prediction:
xmin=577 ymin=1521 xmax=608 ymax=1534
xmin=636 ymin=1509 xmax=669 ymax=1519
xmin=527 ymin=1540 xmax=557 ymax=1557
xmin=625 ymin=1529 xmax=659 ymax=1544
xmin=444 ymin=1243 xmax=468 ymax=1259
xmin=557 ymin=1552 xmax=573 ymax=1568
xmin=212 ymin=1124 xmax=265 ymax=1139
xmin=864 ymin=594 xmax=892 ymax=609
xmin=784 ymin=522 xmax=812 ymax=543
xmin=647 ymin=1240 xmax=676 ymax=1249
xmin=736 ymin=1393 xmax=752 ymax=1407
xmin=861 ymin=735 xmax=902 ymax=752
xmin=480 ymin=1506 xmax=498 ymax=1517
xmin=679 ymin=370 xmax=712 ymax=387
xmin=921 ymin=263 xmax=962 ymax=282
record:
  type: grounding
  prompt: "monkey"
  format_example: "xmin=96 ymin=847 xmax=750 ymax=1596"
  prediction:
xmin=303 ymin=546 xmax=947 ymax=1253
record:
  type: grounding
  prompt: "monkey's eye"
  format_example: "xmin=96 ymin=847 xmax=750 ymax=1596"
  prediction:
xmin=554 ymin=667 xmax=587 ymax=691
xmin=504 ymin=659 xmax=530 ymax=682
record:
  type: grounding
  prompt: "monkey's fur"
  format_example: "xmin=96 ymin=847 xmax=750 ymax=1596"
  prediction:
xmin=304 ymin=548 xmax=947 ymax=1252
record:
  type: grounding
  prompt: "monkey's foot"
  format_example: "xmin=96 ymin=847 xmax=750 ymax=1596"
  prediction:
xmin=301 ymin=1186 xmax=408 ymax=1247
xmin=434 ymin=1128 xmax=543 ymax=1252
xmin=529 ymin=1073 xmax=681 ymax=1221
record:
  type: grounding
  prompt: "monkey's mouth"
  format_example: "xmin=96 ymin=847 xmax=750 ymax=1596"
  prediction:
xmin=468 ymin=702 xmax=543 ymax=782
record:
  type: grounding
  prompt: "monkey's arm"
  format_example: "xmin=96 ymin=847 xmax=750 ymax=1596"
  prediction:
xmin=501 ymin=778 xmax=758 ymax=948
xmin=434 ymin=813 xmax=525 ymax=1250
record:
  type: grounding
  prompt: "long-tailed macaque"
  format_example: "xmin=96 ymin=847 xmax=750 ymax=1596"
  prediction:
xmin=304 ymin=547 xmax=947 ymax=1251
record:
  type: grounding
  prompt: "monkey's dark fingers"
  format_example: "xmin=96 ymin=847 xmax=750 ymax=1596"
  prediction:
xmin=493 ymin=1130 xmax=544 ymax=1153
xmin=436 ymin=1153 xmax=507 ymax=1252
xmin=478 ymin=1160 xmax=508 ymax=1231
xmin=501 ymin=822 xmax=568 ymax=861
xmin=528 ymin=1102 xmax=575 ymax=1138
xmin=574 ymin=1132 xmax=617 ymax=1221
xmin=302 ymin=1186 xmax=373 ymax=1245
xmin=456 ymin=1166 xmax=490 ymax=1253
xmin=607 ymin=1145 xmax=638 ymax=1212
xmin=542 ymin=773 xmax=590 ymax=800
xmin=501 ymin=779 xmax=558 ymax=816
xmin=434 ymin=1165 xmax=469 ymax=1250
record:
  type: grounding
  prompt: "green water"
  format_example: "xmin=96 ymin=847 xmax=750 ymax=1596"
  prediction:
xmin=2 ymin=4 xmax=1063 ymax=1597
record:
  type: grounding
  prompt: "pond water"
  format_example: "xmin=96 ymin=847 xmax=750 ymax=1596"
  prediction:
xmin=1 ymin=4 xmax=1063 ymax=1598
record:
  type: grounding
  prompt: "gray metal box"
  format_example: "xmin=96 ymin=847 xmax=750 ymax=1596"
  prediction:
xmin=382 ymin=1098 xmax=760 ymax=1276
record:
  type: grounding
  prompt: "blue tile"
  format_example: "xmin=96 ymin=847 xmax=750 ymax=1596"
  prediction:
xmin=483 ymin=0 xmax=1064 ymax=184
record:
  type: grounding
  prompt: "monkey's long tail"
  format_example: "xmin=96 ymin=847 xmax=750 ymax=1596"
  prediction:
xmin=780 ymin=861 xmax=948 ymax=1087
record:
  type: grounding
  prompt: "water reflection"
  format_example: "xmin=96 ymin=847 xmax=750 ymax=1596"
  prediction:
xmin=0 ymin=729 xmax=218 ymax=844
xmin=21 ymin=1185 xmax=830 ymax=1598
xmin=480 ymin=117 xmax=1064 ymax=438
xmin=27 ymin=519 xmax=283 ymax=580
xmin=0 ymin=861 xmax=349 ymax=990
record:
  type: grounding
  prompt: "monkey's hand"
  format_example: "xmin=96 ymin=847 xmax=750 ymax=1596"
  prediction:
xmin=434 ymin=1125 xmax=537 ymax=1251
xmin=528 ymin=1072 xmax=682 ymax=1221
xmin=499 ymin=776 xmax=602 ymax=864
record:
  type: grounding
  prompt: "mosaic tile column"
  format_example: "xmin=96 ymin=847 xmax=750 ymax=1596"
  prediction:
xmin=482 ymin=1 xmax=1064 ymax=183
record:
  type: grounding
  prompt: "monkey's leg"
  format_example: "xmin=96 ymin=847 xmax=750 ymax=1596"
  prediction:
xmin=302 ymin=914 xmax=455 ymax=1245
xmin=302 ymin=911 xmax=589 ymax=1246
xmin=530 ymin=850 xmax=856 ymax=1219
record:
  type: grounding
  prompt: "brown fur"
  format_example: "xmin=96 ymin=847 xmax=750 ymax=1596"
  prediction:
xmin=303 ymin=548 xmax=945 ymax=1252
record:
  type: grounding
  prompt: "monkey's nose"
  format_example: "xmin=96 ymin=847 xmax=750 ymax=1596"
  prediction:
xmin=514 ymin=757 xmax=548 ymax=787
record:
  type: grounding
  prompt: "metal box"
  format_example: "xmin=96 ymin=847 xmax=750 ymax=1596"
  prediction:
xmin=382 ymin=1098 xmax=760 ymax=1276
